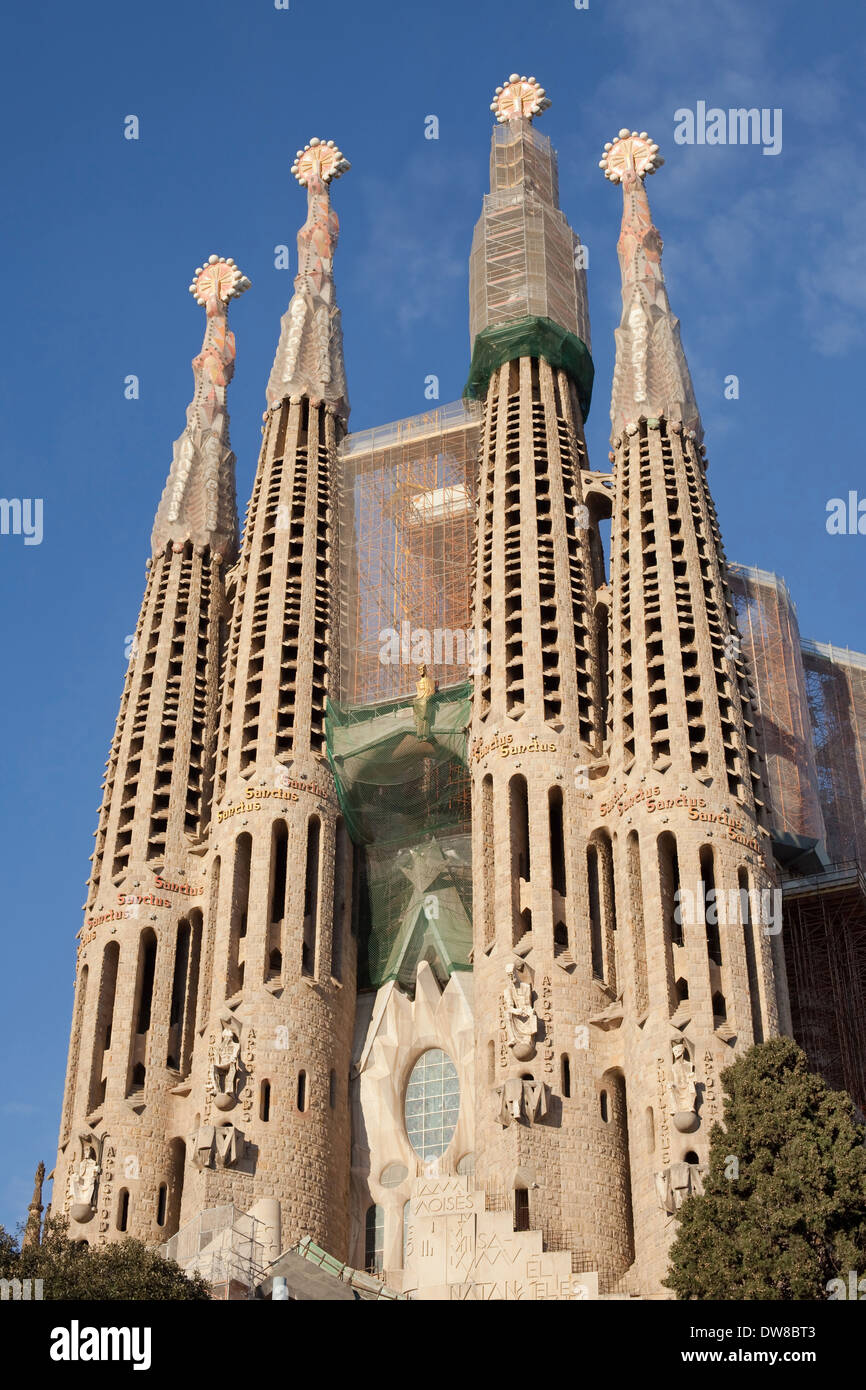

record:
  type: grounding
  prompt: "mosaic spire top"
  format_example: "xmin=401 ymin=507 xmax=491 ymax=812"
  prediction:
xmin=490 ymin=74 xmax=551 ymax=125
xmin=266 ymin=139 xmax=351 ymax=423
xmin=151 ymin=255 xmax=250 ymax=560
xmin=601 ymin=129 xmax=702 ymax=443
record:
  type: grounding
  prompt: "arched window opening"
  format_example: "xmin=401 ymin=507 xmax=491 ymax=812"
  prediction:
xmin=510 ymin=775 xmax=531 ymax=944
xmin=514 ymin=1187 xmax=530 ymax=1232
xmin=167 ymin=918 xmax=191 ymax=1070
xmin=600 ymin=1089 xmax=609 ymax=1122
xmin=128 ymin=929 xmax=157 ymax=1096
xmin=156 ymin=1184 xmax=167 ymax=1228
xmin=332 ymin=818 xmax=349 ymax=982
xmin=659 ymin=831 xmax=682 ymax=1014
xmin=646 ymin=1106 xmax=655 ymax=1150
xmin=260 ymin=1079 xmax=271 ymax=1122
xmin=227 ymin=833 xmax=251 ymax=998
xmin=701 ymin=845 xmax=722 ymax=965
xmin=739 ymin=867 xmax=764 ymax=1043
xmin=297 ymin=1070 xmax=307 ymax=1113
xmin=627 ymin=831 xmax=649 ymax=1015
xmin=364 ymin=1204 xmax=384 ymax=1274
xmin=135 ymin=930 xmax=157 ymax=1034
xmin=684 ymin=1150 xmax=699 ymax=1165
xmin=302 ymin=817 xmax=321 ymax=976
xmin=549 ymin=786 xmax=566 ymax=897
xmin=659 ymin=832 xmax=682 ymax=948
xmin=88 ymin=942 xmax=119 ymax=1112
xmin=329 ymin=1069 xmax=337 ymax=1109
xmin=267 ymin=818 xmax=288 ymax=982
xmin=270 ymin=817 xmax=288 ymax=923
xmin=117 ymin=1189 xmax=130 ymax=1233
xmin=587 ymin=844 xmax=604 ymax=978
xmin=712 ymin=991 xmax=727 ymax=1023
xmin=561 ymin=1053 xmax=571 ymax=1098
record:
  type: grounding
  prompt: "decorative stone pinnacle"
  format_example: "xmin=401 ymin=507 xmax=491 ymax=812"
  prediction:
xmin=188 ymin=255 xmax=251 ymax=309
xmin=290 ymin=138 xmax=350 ymax=187
xmin=151 ymin=252 xmax=246 ymax=559
xmin=599 ymin=129 xmax=664 ymax=183
xmin=266 ymin=138 xmax=350 ymax=422
xmin=604 ymin=129 xmax=702 ymax=444
xmin=490 ymin=74 xmax=550 ymax=124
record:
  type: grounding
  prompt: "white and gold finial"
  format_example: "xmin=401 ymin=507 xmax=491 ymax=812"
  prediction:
xmin=290 ymin=138 xmax=350 ymax=187
xmin=599 ymin=129 xmax=664 ymax=183
xmin=188 ymin=255 xmax=251 ymax=308
xmin=490 ymin=74 xmax=550 ymax=124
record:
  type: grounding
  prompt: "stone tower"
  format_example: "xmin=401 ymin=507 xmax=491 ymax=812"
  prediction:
xmin=54 ymin=255 xmax=250 ymax=1243
xmin=596 ymin=129 xmax=788 ymax=1291
xmin=182 ymin=138 xmax=356 ymax=1259
xmin=467 ymin=77 xmax=635 ymax=1287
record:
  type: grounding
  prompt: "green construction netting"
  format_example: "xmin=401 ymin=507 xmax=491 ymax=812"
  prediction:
xmin=463 ymin=314 xmax=595 ymax=422
xmin=326 ymin=682 xmax=473 ymax=992
xmin=358 ymin=831 xmax=473 ymax=993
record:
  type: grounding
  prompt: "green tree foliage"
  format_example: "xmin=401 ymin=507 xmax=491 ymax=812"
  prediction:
xmin=0 ymin=1216 xmax=211 ymax=1300
xmin=665 ymin=1038 xmax=866 ymax=1300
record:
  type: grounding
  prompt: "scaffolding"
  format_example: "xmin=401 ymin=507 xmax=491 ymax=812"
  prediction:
xmin=782 ymin=863 xmax=866 ymax=1115
xmin=800 ymin=640 xmax=866 ymax=869
xmin=160 ymin=1205 xmax=268 ymax=1299
xmin=468 ymin=121 xmax=591 ymax=355
xmin=338 ymin=401 xmax=482 ymax=707
xmin=728 ymin=564 xmax=825 ymax=844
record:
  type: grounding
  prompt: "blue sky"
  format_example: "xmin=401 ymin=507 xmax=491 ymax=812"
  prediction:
xmin=1 ymin=0 xmax=863 ymax=1232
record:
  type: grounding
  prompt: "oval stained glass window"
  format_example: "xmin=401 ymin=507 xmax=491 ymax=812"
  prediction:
xmin=404 ymin=1048 xmax=460 ymax=1160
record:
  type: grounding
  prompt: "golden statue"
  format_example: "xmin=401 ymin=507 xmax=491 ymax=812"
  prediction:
xmin=412 ymin=663 xmax=436 ymax=739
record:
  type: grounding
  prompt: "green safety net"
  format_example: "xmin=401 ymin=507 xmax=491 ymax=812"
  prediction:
xmin=326 ymin=682 xmax=474 ymax=992
xmin=463 ymin=314 xmax=594 ymax=422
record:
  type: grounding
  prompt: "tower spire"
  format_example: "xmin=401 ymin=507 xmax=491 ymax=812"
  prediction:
xmin=601 ymin=130 xmax=702 ymax=443
xmin=151 ymin=256 xmax=249 ymax=562
xmin=22 ymin=1160 xmax=45 ymax=1247
xmin=468 ymin=74 xmax=591 ymax=375
xmin=266 ymin=138 xmax=350 ymax=423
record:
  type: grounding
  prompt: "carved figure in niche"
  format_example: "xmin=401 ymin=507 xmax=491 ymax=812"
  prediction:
xmin=503 ymin=962 xmax=538 ymax=1061
xmin=654 ymin=1161 xmax=705 ymax=1214
xmin=69 ymin=1132 xmax=104 ymax=1223
xmin=412 ymin=663 xmax=436 ymax=740
xmin=669 ymin=1038 xmax=698 ymax=1132
xmin=212 ymin=1012 xmax=242 ymax=1110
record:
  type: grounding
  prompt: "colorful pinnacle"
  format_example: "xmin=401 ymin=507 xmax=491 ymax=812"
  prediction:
xmin=291 ymin=138 xmax=351 ymax=187
xmin=188 ymin=254 xmax=251 ymax=307
xmin=599 ymin=129 xmax=664 ymax=182
xmin=490 ymin=74 xmax=550 ymax=124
